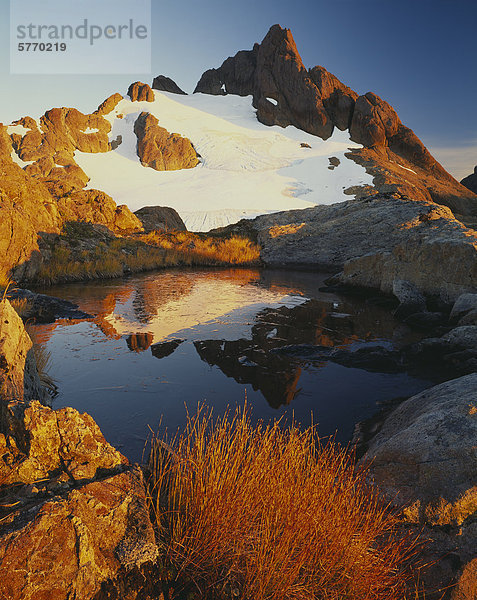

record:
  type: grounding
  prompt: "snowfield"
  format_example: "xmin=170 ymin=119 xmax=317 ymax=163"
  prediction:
xmin=75 ymin=91 xmax=373 ymax=231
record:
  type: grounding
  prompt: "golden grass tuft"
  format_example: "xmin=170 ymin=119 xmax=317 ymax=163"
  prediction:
xmin=26 ymin=326 xmax=57 ymax=397
xmin=148 ymin=406 xmax=420 ymax=600
xmin=140 ymin=231 xmax=261 ymax=266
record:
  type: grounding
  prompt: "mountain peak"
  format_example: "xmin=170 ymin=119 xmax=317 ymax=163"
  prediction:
xmin=193 ymin=24 xmax=476 ymax=216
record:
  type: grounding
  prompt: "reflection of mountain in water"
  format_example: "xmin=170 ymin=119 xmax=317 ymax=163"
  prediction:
xmin=195 ymin=338 xmax=302 ymax=408
xmin=193 ymin=299 xmax=382 ymax=408
xmin=126 ymin=332 xmax=154 ymax=352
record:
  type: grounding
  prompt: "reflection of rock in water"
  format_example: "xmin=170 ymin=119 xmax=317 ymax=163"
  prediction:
xmin=126 ymin=332 xmax=154 ymax=352
xmin=150 ymin=339 xmax=184 ymax=359
xmin=193 ymin=299 xmax=389 ymax=409
xmin=194 ymin=339 xmax=302 ymax=408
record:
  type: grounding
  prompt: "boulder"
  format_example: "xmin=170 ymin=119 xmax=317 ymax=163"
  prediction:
xmin=461 ymin=166 xmax=477 ymax=194
xmin=127 ymin=81 xmax=154 ymax=102
xmin=133 ymin=112 xmax=199 ymax=171
xmin=134 ymin=206 xmax=187 ymax=232
xmin=441 ymin=325 xmax=477 ymax=349
xmin=0 ymin=300 xmax=47 ymax=408
xmin=392 ymin=279 xmax=427 ymax=319
xmin=227 ymin=194 xmax=477 ymax=302
xmin=450 ymin=293 xmax=477 ymax=322
xmin=363 ymin=374 xmax=477 ymax=600
xmin=152 ymin=75 xmax=186 ymax=95
xmin=363 ymin=374 xmax=477 ymax=526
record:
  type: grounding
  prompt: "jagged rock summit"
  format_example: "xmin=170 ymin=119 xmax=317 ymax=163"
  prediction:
xmin=195 ymin=24 xmax=477 ymax=217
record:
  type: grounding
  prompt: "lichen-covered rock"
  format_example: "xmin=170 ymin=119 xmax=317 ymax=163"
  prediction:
xmin=229 ymin=194 xmax=477 ymax=302
xmin=134 ymin=206 xmax=187 ymax=232
xmin=363 ymin=374 xmax=477 ymax=526
xmin=0 ymin=467 xmax=158 ymax=600
xmin=134 ymin=111 xmax=199 ymax=171
xmin=363 ymin=374 xmax=477 ymax=600
xmin=0 ymin=304 xmax=159 ymax=600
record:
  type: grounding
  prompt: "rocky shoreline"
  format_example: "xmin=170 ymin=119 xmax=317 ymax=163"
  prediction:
xmin=1 ymin=279 xmax=476 ymax=598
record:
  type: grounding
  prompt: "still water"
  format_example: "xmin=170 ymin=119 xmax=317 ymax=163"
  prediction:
xmin=32 ymin=268 xmax=431 ymax=462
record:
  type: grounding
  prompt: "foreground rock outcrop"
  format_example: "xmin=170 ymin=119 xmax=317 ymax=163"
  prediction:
xmin=363 ymin=374 xmax=477 ymax=599
xmin=0 ymin=300 xmax=161 ymax=599
xmin=219 ymin=193 xmax=477 ymax=303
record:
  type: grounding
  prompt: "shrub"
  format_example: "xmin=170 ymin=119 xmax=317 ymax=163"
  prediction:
xmin=148 ymin=406 xmax=420 ymax=600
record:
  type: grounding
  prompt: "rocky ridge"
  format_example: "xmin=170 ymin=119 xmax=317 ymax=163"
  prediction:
xmin=0 ymin=79 xmax=202 ymax=282
xmin=195 ymin=24 xmax=477 ymax=218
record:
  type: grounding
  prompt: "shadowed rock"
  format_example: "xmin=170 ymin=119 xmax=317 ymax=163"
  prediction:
xmin=461 ymin=166 xmax=477 ymax=194
xmin=152 ymin=74 xmax=186 ymax=95
xmin=134 ymin=206 xmax=187 ymax=232
xmin=151 ymin=338 xmax=184 ymax=359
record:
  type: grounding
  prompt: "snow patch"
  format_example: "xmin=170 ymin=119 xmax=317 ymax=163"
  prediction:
xmin=80 ymin=127 xmax=100 ymax=134
xmin=74 ymin=91 xmax=374 ymax=232
xmin=395 ymin=163 xmax=417 ymax=175
xmin=10 ymin=150 xmax=34 ymax=168
xmin=266 ymin=97 xmax=278 ymax=106
xmin=7 ymin=124 xmax=30 ymax=136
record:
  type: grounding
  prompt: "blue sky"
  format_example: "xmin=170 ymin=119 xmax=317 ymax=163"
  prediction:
xmin=1 ymin=0 xmax=475 ymax=178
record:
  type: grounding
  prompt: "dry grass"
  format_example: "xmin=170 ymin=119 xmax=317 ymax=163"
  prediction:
xmin=8 ymin=297 xmax=34 ymax=320
xmin=139 ymin=231 xmax=261 ymax=266
xmin=34 ymin=239 xmax=168 ymax=285
xmin=26 ymin=326 xmax=57 ymax=397
xmin=34 ymin=227 xmax=260 ymax=285
xmin=148 ymin=406 xmax=421 ymax=600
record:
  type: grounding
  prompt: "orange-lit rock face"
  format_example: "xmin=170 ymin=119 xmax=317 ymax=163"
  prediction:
xmin=134 ymin=111 xmax=199 ymax=171
xmin=0 ymin=467 xmax=158 ymax=600
xmin=127 ymin=81 xmax=155 ymax=102
xmin=268 ymin=223 xmax=306 ymax=238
